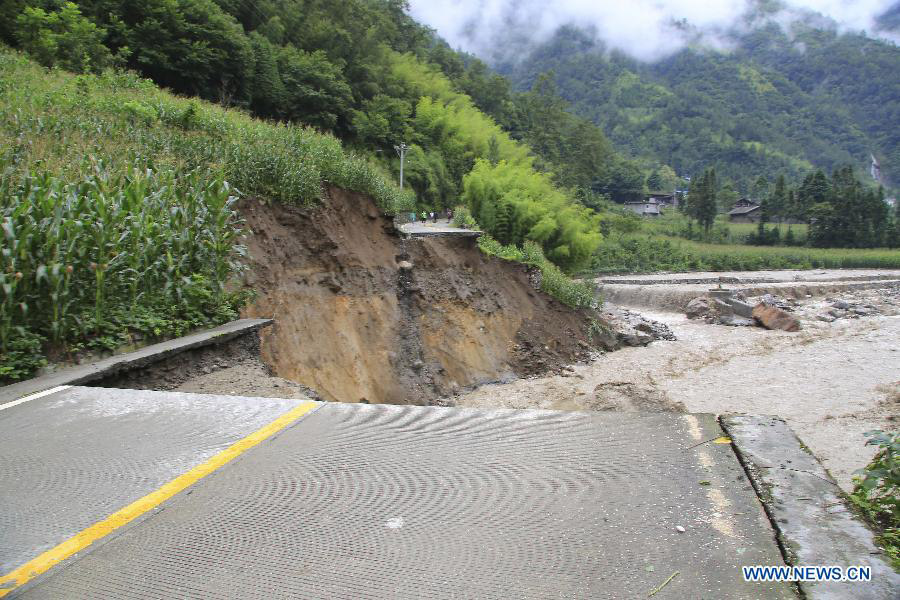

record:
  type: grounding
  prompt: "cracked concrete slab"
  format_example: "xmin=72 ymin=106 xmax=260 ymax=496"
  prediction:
xmin=0 ymin=319 xmax=272 ymax=405
xmin=0 ymin=386 xmax=310 ymax=579
xmin=722 ymin=414 xmax=899 ymax=599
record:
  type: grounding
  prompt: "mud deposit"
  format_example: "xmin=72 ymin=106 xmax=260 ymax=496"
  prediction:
xmin=237 ymin=189 xmax=595 ymax=405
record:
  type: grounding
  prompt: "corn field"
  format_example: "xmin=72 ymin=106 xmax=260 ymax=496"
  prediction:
xmin=0 ymin=160 xmax=246 ymax=380
xmin=0 ymin=48 xmax=417 ymax=381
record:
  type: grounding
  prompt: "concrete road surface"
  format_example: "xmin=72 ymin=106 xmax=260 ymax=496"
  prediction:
xmin=1 ymin=386 xmax=795 ymax=599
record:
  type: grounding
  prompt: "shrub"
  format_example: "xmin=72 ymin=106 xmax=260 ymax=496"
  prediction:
xmin=850 ymin=430 xmax=899 ymax=569
xmin=452 ymin=206 xmax=478 ymax=230
xmin=478 ymin=236 xmax=598 ymax=309
xmin=463 ymin=159 xmax=603 ymax=272
xmin=0 ymin=329 xmax=46 ymax=382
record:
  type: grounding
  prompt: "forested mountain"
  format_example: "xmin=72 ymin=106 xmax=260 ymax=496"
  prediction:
xmin=500 ymin=21 xmax=900 ymax=195
xmin=1 ymin=1 xmax=645 ymax=200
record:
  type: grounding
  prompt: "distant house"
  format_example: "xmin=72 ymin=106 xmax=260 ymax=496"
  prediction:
xmin=728 ymin=198 xmax=761 ymax=223
xmin=649 ymin=193 xmax=678 ymax=208
xmin=625 ymin=198 xmax=662 ymax=217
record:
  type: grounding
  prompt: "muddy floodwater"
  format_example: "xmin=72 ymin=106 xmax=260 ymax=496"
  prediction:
xmin=456 ymin=286 xmax=900 ymax=491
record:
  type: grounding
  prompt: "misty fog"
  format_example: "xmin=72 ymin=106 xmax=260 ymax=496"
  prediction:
xmin=407 ymin=0 xmax=899 ymax=63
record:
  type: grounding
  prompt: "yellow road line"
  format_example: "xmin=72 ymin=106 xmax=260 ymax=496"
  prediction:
xmin=0 ymin=399 xmax=320 ymax=596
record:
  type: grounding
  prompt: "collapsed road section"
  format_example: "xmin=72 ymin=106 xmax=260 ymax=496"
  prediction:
xmin=1 ymin=325 xmax=897 ymax=598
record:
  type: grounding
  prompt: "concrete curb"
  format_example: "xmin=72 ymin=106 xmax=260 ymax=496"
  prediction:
xmin=402 ymin=229 xmax=483 ymax=238
xmin=0 ymin=319 xmax=273 ymax=405
xmin=722 ymin=414 xmax=899 ymax=599
xmin=597 ymin=279 xmax=900 ymax=311
xmin=598 ymin=274 xmax=900 ymax=286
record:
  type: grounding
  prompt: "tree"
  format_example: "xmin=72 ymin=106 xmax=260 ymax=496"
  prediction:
xmin=278 ymin=46 xmax=353 ymax=131
xmin=592 ymin=159 xmax=645 ymax=203
xmin=795 ymin=170 xmax=829 ymax=223
xmin=751 ymin=175 xmax=769 ymax=203
xmin=806 ymin=165 xmax=890 ymax=248
xmin=684 ymin=167 xmax=717 ymax=233
xmin=15 ymin=2 xmax=116 ymax=73
xmin=888 ymin=205 xmax=900 ymax=249
xmin=694 ymin=168 xmax=718 ymax=233
xmin=656 ymin=165 xmax=679 ymax=193
xmin=248 ymin=32 xmax=285 ymax=118
xmin=718 ymin=181 xmax=739 ymax=213
xmin=768 ymin=174 xmax=787 ymax=222
xmin=487 ymin=135 xmax=501 ymax=166
xmin=352 ymin=93 xmax=411 ymax=147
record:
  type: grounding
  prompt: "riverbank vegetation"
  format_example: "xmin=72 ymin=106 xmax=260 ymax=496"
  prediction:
xmin=477 ymin=236 xmax=597 ymax=309
xmin=590 ymin=234 xmax=900 ymax=274
xmin=850 ymin=430 xmax=899 ymax=570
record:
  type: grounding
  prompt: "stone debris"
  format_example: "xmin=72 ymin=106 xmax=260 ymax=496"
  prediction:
xmin=600 ymin=306 xmax=677 ymax=347
xmin=685 ymin=296 xmax=713 ymax=320
xmin=752 ymin=304 xmax=802 ymax=332
xmin=831 ymin=299 xmax=850 ymax=310
xmin=685 ymin=283 xmax=899 ymax=330
xmin=719 ymin=315 xmax=755 ymax=327
xmin=685 ymin=294 xmax=757 ymax=327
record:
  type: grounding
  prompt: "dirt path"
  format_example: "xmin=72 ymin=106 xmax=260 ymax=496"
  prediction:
xmin=454 ymin=307 xmax=899 ymax=490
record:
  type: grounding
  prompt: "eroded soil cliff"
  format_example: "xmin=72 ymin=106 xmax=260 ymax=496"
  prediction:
xmin=239 ymin=188 xmax=596 ymax=404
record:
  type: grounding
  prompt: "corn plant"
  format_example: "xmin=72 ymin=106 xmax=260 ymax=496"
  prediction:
xmin=0 ymin=159 xmax=245 ymax=358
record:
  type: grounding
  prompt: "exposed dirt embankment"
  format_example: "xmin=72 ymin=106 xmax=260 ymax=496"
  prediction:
xmin=239 ymin=188 xmax=596 ymax=405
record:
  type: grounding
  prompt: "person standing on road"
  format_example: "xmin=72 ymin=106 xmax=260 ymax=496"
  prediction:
xmin=421 ymin=210 xmax=427 ymax=223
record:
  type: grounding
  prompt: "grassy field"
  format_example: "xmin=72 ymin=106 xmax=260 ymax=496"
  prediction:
xmin=725 ymin=221 xmax=808 ymax=238
xmin=672 ymin=237 xmax=900 ymax=269
xmin=645 ymin=212 xmax=809 ymax=245
xmin=590 ymin=233 xmax=900 ymax=273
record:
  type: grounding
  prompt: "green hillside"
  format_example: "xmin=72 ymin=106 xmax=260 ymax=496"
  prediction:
xmin=501 ymin=23 xmax=900 ymax=194
xmin=0 ymin=0 xmax=614 ymax=380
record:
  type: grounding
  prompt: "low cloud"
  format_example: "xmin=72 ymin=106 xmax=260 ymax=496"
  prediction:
xmin=407 ymin=0 xmax=898 ymax=63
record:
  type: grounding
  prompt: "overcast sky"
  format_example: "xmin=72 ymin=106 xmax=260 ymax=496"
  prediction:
xmin=407 ymin=0 xmax=899 ymax=62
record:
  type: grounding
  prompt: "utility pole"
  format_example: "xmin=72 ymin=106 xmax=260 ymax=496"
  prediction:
xmin=394 ymin=142 xmax=409 ymax=189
